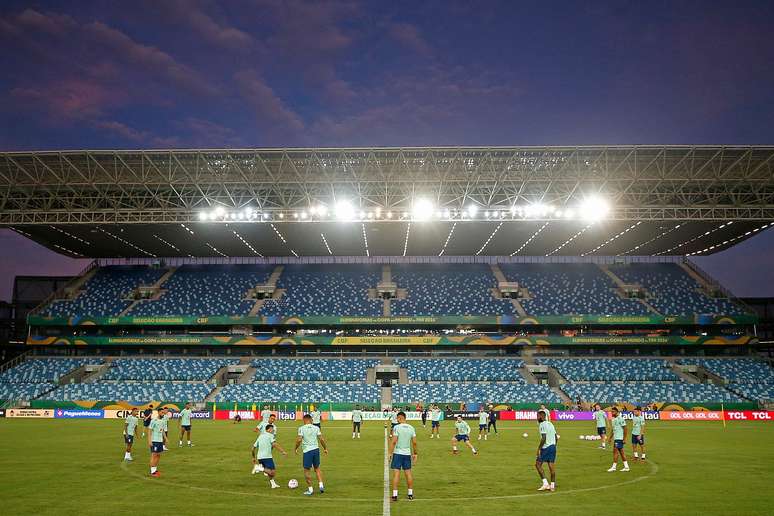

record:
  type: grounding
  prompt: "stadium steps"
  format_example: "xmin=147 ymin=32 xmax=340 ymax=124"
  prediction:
xmin=518 ymin=367 xmax=538 ymax=384
xmin=204 ymin=386 xmax=222 ymax=402
xmin=551 ymin=386 xmax=572 ymax=404
xmin=678 ymin=262 xmax=714 ymax=290
xmin=667 ymin=360 xmax=700 ymax=384
xmin=381 ymin=386 xmax=392 ymax=408
xmin=119 ymin=266 xmax=178 ymax=316
xmin=598 ymin=264 xmax=661 ymax=314
xmin=238 ymin=366 xmax=258 ymax=384
xmin=490 ymin=264 xmax=527 ymax=315
xmin=81 ymin=359 xmax=112 ymax=383
xmin=248 ymin=265 xmax=284 ymax=316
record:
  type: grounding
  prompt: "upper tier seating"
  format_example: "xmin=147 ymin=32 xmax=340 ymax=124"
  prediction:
xmin=251 ymin=359 xmax=379 ymax=381
xmin=130 ymin=265 xmax=274 ymax=317
xmin=609 ymin=263 xmax=744 ymax=315
xmin=396 ymin=359 xmax=524 ymax=381
xmin=390 ymin=264 xmax=513 ymax=316
xmin=392 ymin=383 xmax=560 ymax=403
xmin=216 ymin=383 xmax=380 ymax=403
xmin=500 ymin=263 xmax=647 ymax=316
xmin=678 ymin=358 xmax=774 ymax=383
xmin=41 ymin=266 xmax=166 ymax=317
xmin=561 ymin=382 xmax=742 ymax=403
xmin=0 ymin=358 xmax=102 ymax=383
xmin=539 ymin=358 xmax=677 ymax=381
xmin=45 ymin=382 xmax=214 ymax=401
xmin=102 ymin=358 xmax=238 ymax=381
xmin=260 ymin=265 xmax=383 ymax=317
xmin=0 ymin=382 xmax=57 ymax=400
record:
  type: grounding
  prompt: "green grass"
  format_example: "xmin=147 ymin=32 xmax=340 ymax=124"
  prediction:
xmin=0 ymin=418 xmax=772 ymax=515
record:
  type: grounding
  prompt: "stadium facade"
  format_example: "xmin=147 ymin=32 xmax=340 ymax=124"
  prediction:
xmin=1 ymin=145 xmax=773 ymax=412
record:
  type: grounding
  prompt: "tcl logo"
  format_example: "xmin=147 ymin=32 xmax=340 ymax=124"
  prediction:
xmin=726 ymin=411 xmax=773 ymax=420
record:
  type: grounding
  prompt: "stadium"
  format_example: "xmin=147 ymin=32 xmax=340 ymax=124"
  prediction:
xmin=0 ymin=145 xmax=773 ymax=514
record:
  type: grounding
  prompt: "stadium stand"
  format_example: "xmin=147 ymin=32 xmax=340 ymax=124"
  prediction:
xmin=392 ymin=383 xmax=560 ymax=403
xmin=251 ymin=358 xmax=379 ymax=381
xmin=678 ymin=358 xmax=774 ymax=383
xmin=216 ymin=383 xmax=380 ymax=403
xmin=390 ymin=264 xmax=513 ymax=316
xmin=500 ymin=263 xmax=647 ymax=316
xmin=45 ymin=382 xmax=214 ymax=401
xmin=561 ymin=382 xmax=743 ymax=403
xmin=539 ymin=358 xmax=677 ymax=381
xmin=609 ymin=263 xmax=745 ymax=315
xmin=102 ymin=358 xmax=238 ymax=382
xmin=396 ymin=358 xmax=524 ymax=381
xmin=0 ymin=358 xmax=101 ymax=383
xmin=726 ymin=383 xmax=774 ymax=402
xmin=0 ymin=382 xmax=57 ymax=400
xmin=41 ymin=266 xmax=166 ymax=317
xmin=130 ymin=264 xmax=274 ymax=317
xmin=260 ymin=265 xmax=382 ymax=317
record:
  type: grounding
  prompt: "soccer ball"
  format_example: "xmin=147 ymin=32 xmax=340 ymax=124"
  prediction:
xmin=579 ymin=435 xmax=584 ymax=440
xmin=288 ymin=479 xmax=299 ymax=489
xmin=522 ymin=432 xmax=528 ymax=438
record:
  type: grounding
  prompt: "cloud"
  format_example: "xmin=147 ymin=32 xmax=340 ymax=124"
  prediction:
xmin=176 ymin=117 xmax=245 ymax=147
xmin=150 ymin=0 xmax=257 ymax=51
xmin=234 ymin=70 xmax=305 ymax=133
xmin=389 ymin=23 xmax=432 ymax=57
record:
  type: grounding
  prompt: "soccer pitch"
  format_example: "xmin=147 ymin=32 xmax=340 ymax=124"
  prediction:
xmin=0 ymin=419 xmax=772 ymax=515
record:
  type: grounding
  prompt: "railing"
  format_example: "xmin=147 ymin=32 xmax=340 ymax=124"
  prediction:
xmin=28 ymin=260 xmax=99 ymax=316
xmin=0 ymin=350 xmax=30 ymax=376
xmin=684 ymin=258 xmax=755 ymax=314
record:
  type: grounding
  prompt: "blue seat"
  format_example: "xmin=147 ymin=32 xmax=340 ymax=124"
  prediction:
xmin=678 ymin=358 xmax=774 ymax=384
xmin=395 ymin=358 xmax=524 ymax=381
xmin=102 ymin=358 xmax=239 ymax=382
xmin=539 ymin=358 xmax=677 ymax=381
xmin=45 ymin=382 xmax=214 ymax=401
xmin=251 ymin=359 xmax=379 ymax=381
xmin=561 ymin=382 xmax=742 ymax=403
xmin=217 ymin=383 xmax=380 ymax=403
xmin=0 ymin=358 xmax=102 ymax=383
xmin=392 ymin=383 xmax=560 ymax=403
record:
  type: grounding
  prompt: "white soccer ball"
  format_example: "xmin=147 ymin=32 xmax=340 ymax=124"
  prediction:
xmin=522 ymin=432 xmax=528 ymax=438
xmin=579 ymin=435 xmax=584 ymax=440
xmin=288 ymin=479 xmax=299 ymax=489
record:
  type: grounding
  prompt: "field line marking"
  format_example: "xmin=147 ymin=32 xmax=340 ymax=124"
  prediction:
xmin=382 ymin=426 xmax=390 ymax=516
xmin=119 ymin=451 xmax=659 ymax=504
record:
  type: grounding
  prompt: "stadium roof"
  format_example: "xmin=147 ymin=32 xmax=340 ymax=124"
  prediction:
xmin=1 ymin=145 xmax=773 ymax=258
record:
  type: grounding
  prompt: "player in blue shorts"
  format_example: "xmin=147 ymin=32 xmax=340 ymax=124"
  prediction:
xmin=123 ymin=407 xmax=139 ymax=461
xmin=592 ymin=403 xmax=608 ymax=449
xmin=535 ymin=409 xmax=557 ymax=491
xmin=389 ymin=411 xmax=418 ymax=502
xmin=430 ymin=405 xmax=441 ymax=438
xmin=451 ymin=415 xmax=478 ymax=455
xmin=252 ymin=423 xmax=287 ymax=489
xmin=607 ymin=406 xmax=630 ymax=472
xmin=148 ymin=407 xmax=168 ymax=477
xmin=631 ymin=406 xmax=646 ymax=462
xmin=295 ymin=413 xmax=329 ymax=495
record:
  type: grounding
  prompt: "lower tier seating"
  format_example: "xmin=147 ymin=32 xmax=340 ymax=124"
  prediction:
xmin=0 ymin=382 xmax=58 ymax=400
xmin=0 ymin=358 xmax=102 ymax=383
xmin=395 ymin=358 xmax=525 ymax=381
xmin=561 ymin=382 xmax=742 ymax=403
xmin=216 ymin=383 xmax=380 ymax=403
xmin=392 ymin=383 xmax=560 ymax=403
xmin=539 ymin=358 xmax=677 ymax=381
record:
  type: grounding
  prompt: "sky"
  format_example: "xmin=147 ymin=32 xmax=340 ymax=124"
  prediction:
xmin=0 ymin=0 xmax=773 ymax=301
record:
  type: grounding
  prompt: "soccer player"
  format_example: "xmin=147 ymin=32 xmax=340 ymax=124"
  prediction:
xmin=149 ymin=407 xmax=167 ymax=477
xmin=487 ymin=406 xmax=498 ymax=435
xmin=295 ymin=413 xmax=329 ymax=495
xmin=311 ymin=407 xmax=322 ymax=429
xmin=252 ymin=423 xmax=287 ymax=489
xmin=389 ymin=411 xmax=418 ymax=502
xmin=162 ymin=408 xmax=172 ymax=450
xmin=389 ymin=406 xmax=399 ymax=436
xmin=593 ymin=403 xmax=608 ymax=449
xmin=421 ymin=405 xmax=428 ymax=428
xmin=477 ymin=406 xmax=488 ymax=441
xmin=261 ymin=405 xmax=273 ymax=424
xmin=142 ymin=404 xmax=154 ymax=440
xmin=179 ymin=402 xmax=193 ymax=447
xmin=352 ymin=405 xmax=363 ymax=439
xmin=451 ymin=415 xmax=477 ymax=455
xmin=430 ymin=405 xmax=441 ymax=438
xmin=607 ymin=406 xmax=630 ymax=472
xmin=538 ymin=404 xmax=550 ymax=422
xmin=631 ymin=406 xmax=646 ymax=462
xmin=257 ymin=414 xmax=278 ymax=435
xmin=123 ymin=408 xmax=139 ymax=461
xmin=535 ymin=409 xmax=557 ymax=491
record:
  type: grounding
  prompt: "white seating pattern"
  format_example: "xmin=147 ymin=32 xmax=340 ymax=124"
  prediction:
xmin=393 ymin=383 xmax=560 ymax=403
xmin=45 ymin=382 xmax=214 ymax=401
xmin=396 ymin=358 xmax=525 ymax=381
xmin=0 ymin=358 xmax=100 ymax=383
xmin=102 ymin=358 xmax=239 ymax=381
xmin=678 ymin=358 xmax=774 ymax=383
xmin=561 ymin=382 xmax=742 ymax=403
xmin=251 ymin=359 xmax=379 ymax=381
xmin=539 ymin=358 xmax=677 ymax=381
xmin=216 ymin=383 xmax=380 ymax=403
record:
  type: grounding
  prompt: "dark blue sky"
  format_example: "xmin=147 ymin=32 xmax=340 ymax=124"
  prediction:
xmin=1 ymin=1 xmax=773 ymax=300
